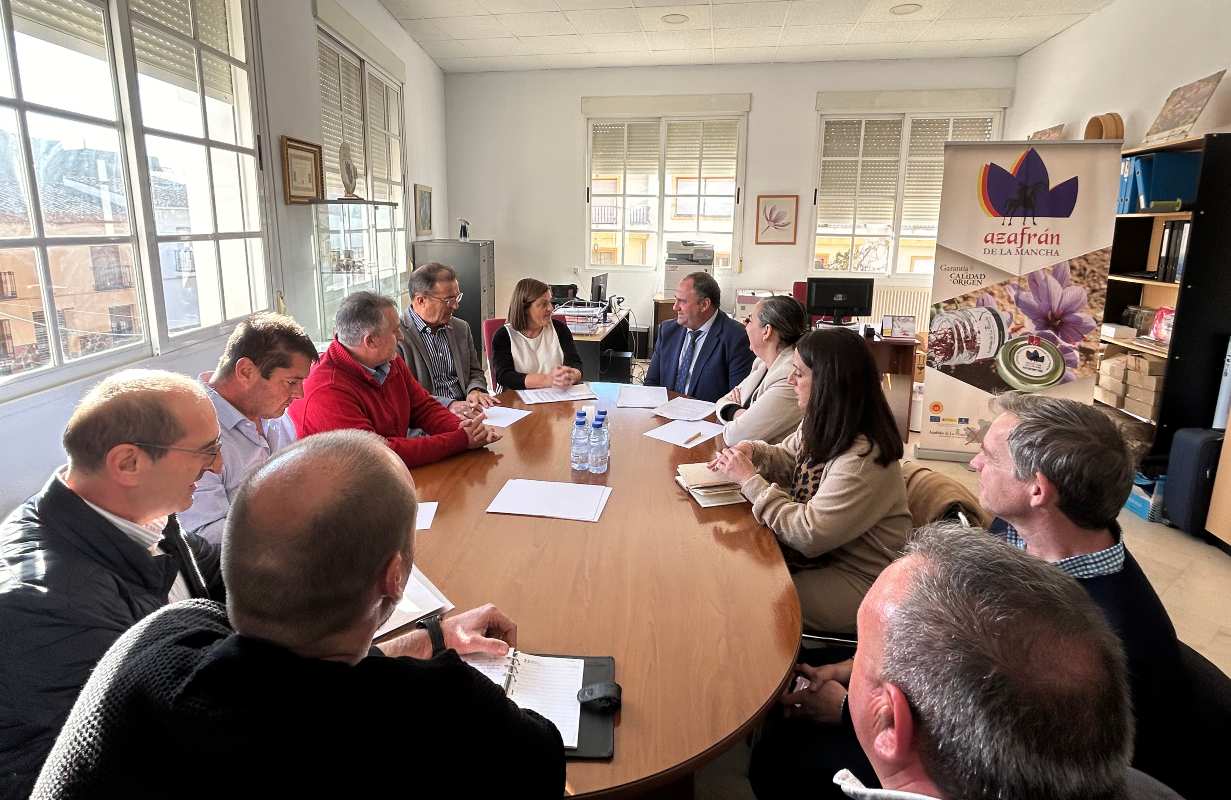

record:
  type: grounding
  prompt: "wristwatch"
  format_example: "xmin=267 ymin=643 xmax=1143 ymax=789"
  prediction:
xmin=416 ymin=613 xmax=446 ymax=657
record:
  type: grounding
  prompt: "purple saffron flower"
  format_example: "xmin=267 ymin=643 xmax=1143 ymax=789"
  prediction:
xmin=1013 ymin=265 xmax=1095 ymax=344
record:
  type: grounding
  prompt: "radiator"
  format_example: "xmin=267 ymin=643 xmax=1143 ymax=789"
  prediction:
xmin=850 ymin=285 xmax=932 ymax=332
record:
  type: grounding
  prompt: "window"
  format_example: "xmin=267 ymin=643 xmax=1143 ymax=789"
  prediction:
xmin=587 ymin=117 xmax=744 ymax=270
xmin=0 ymin=270 xmax=14 ymax=298
xmin=109 ymin=302 xmax=136 ymax=334
xmin=0 ymin=0 xmax=270 ymax=397
xmin=0 ymin=318 xmax=13 ymax=360
xmin=813 ymin=113 xmax=998 ymax=277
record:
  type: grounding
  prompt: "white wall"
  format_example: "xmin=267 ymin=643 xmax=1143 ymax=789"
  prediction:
xmin=0 ymin=0 xmax=449 ymax=510
xmin=1007 ymin=0 xmax=1231 ymax=143
xmin=444 ymin=58 xmax=1016 ymax=326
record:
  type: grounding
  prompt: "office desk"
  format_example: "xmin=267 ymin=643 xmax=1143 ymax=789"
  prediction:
xmin=571 ymin=308 xmax=632 ymax=382
xmin=867 ymin=336 xmax=917 ymax=442
xmin=410 ymin=387 xmax=801 ymax=797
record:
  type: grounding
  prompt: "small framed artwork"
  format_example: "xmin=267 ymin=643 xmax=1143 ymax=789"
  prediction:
xmin=414 ymin=184 xmax=433 ymax=237
xmin=755 ymin=194 xmax=798 ymax=245
xmin=881 ymin=314 xmax=918 ymax=339
xmin=280 ymin=136 xmax=323 ymax=204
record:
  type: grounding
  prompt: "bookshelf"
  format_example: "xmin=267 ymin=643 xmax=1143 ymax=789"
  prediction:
xmin=1102 ymin=133 xmax=1231 ymax=458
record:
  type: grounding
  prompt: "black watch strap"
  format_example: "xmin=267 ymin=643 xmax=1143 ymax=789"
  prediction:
xmin=417 ymin=614 xmax=446 ymax=657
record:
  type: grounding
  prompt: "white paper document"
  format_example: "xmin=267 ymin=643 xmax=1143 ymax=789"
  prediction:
xmin=373 ymin=566 xmax=453 ymax=640
xmin=463 ymin=650 xmax=585 ymax=748
xmin=415 ymin=502 xmax=438 ymax=531
xmin=644 ymin=419 xmax=725 ymax=448
xmin=617 ymin=384 xmax=669 ymax=408
xmin=515 ymin=384 xmax=598 ymax=404
xmin=652 ymin=396 xmax=717 ymax=421
xmin=480 ymin=406 xmax=532 ymax=428
xmin=486 ymin=479 xmax=612 ymax=522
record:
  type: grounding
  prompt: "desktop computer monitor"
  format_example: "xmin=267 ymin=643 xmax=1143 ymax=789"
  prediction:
xmin=550 ymin=283 xmax=578 ymax=306
xmin=590 ymin=272 xmax=608 ymax=305
xmin=806 ymin=277 xmax=874 ymax=325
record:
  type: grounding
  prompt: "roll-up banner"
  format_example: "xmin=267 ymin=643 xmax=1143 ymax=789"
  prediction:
xmin=917 ymin=141 xmax=1122 ymax=461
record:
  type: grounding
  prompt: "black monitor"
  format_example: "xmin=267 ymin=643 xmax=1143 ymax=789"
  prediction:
xmin=590 ymin=272 xmax=608 ymax=305
xmin=806 ymin=277 xmax=874 ymax=325
xmin=550 ymin=283 xmax=578 ymax=305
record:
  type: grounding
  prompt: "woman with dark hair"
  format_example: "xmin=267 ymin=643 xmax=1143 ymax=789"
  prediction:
xmin=490 ymin=278 xmax=583 ymax=391
xmin=715 ymin=295 xmax=809 ymax=445
xmin=709 ymin=327 xmax=910 ymax=632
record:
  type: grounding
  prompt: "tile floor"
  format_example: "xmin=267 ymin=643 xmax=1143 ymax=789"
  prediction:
xmin=692 ymin=444 xmax=1231 ymax=800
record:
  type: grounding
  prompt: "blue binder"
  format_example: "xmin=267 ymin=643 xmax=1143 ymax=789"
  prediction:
xmin=1134 ymin=152 xmax=1202 ymax=210
xmin=1117 ymin=157 xmax=1137 ymax=213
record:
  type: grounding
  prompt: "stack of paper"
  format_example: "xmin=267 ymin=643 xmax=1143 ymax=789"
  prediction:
xmin=644 ymin=419 xmax=725 ymax=448
xmin=616 ymin=384 xmax=669 ymax=408
xmin=516 ymin=384 xmax=599 ymax=404
xmin=486 ymin=479 xmax=612 ymax=522
xmin=653 ymin=396 xmax=717 ymax=420
xmin=374 ymin=566 xmax=453 ymax=639
xmin=675 ymin=462 xmax=747 ymax=508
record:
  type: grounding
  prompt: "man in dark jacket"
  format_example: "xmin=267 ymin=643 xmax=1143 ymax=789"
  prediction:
xmin=0 ymin=369 xmax=224 ymax=799
xmin=33 ymin=430 xmax=565 ymax=798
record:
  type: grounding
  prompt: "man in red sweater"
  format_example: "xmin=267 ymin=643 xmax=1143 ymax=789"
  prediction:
xmin=289 ymin=292 xmax=501 ymax=468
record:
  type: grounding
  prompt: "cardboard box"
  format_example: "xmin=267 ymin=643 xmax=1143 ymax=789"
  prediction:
xmin=1130 ymin=355 xmax=1167 ymax=375
xmin=1098 ymin=360 xmax=1127 ymax=381
xmin=1101 ymin=322 xmax=1137 ymax=340
xmin=1096 ymin=374 xmax=1126 ymax=394
xmin=1125 ymin=370 xmax=1165 ymax=392
xmin=1127 ymin=384 xmax=1162 ymax=404
xmin=1094 ymin=386 xmax=1124 ymax=407
xmin=1123 ymin=397 xmax=1159 ymax=420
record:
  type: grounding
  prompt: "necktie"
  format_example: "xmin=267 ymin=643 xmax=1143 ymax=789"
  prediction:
xmin=674 ymin=329 xmax=702 ymax=395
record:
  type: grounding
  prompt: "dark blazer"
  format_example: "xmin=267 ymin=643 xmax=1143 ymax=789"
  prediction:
xmin=489 ymin=319 xmax=583 ymax=391
xmin=645 ymin=310 xmax=755 ymax=403
xmin=397 ymin=311 xmax=489 ymax=405
xmin=0 ymin=475 xmax=221 ymax=800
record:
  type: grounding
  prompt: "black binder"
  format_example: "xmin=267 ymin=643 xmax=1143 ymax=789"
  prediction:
xmin=555 ymin=654 xmax=616 ymax=760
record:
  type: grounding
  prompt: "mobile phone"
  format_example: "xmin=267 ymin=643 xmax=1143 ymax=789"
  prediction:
xmin=792 ymin=676 xmax=811 ymax=693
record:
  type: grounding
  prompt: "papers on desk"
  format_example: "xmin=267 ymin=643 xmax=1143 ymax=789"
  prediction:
xmin=486 ymin=479 xmax=612 ymax=522
xmin=515 ymin=384 xmax=599 ymax=404
xmin=415 ymin=501 xmax=438 ymax=531
xmin=653 ymin=396 xmax=716 ymax=421
xmin=617 ymin=384 xmax=669 ymax=408
xmin=644 ymin=419 xmax=725 ymax=448
xmin=373 ymin=566 xmax=453 ymax=640
xmin=464 ymin=650 xmax=584 ymax=748
xmin=675 ymin=462 xmax=747 ymax=508
xmin=480 ymin=406 xmax=532 ymax=428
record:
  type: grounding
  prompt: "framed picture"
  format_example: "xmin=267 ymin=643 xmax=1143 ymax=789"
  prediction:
xmin=414 ymin=184 xmax=433 ymax=237
xmin=755 ymin=194 xmax=798 ymax=245
xmin=881 ymin=314 xmax=917 ymax=339
xmin=1028 ymin=123 xmax=1065 ymax=141
xmin=280 ymin=136 xmax=323 ymax=204
xmin=1144 ymin=70 xmax=1226 ymax=144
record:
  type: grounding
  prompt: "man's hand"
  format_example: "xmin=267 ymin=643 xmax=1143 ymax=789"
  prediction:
xmin=448 ymin=399 xmax=479 ymax=419
xmin=442 ymin=603 xmax=517 ymax=656
xmin=779 ymin=662 xmax=851 ymax=724
xmin=469 ymin=389 xmax=500 ymax=408
xmin=460 ymin=415 xmax=503 ymax=449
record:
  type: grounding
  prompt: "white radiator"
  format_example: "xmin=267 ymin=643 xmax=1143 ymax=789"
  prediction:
xmin=851 ymin=285 xmax=932 ymax=333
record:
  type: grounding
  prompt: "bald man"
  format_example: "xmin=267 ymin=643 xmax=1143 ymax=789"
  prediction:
xmin=33 ymin=430 xmax=565 ymax=798
xmin=0 ymin=370 xmax=225 ymax=799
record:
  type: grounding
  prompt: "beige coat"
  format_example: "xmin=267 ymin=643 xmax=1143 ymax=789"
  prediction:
xmin=714 ymin=347 xmax=801 ymax=446
xmin=740 ymin=428 xmax=911 ymax=633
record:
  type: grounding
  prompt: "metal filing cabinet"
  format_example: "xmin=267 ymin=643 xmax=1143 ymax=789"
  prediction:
xmin=411 ymin=239 xmax=496 ymax=350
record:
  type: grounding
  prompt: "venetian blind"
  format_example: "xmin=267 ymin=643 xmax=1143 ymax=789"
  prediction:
xmin=318 ymin=35 xmax=365 ymax=200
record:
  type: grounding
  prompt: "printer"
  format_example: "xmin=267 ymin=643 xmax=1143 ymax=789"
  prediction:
xmin=664 ymin=240 xmax=715 ymax=297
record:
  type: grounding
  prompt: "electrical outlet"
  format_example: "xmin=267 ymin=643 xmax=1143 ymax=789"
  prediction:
xmin=572 ymin=266 xmax=581 ymax=275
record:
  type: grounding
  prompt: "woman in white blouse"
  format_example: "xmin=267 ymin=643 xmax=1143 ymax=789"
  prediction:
xmin=490 ymin=278 xmax=584 ymax=391
xmin=714 ymin=295 xmax=810 ymax=445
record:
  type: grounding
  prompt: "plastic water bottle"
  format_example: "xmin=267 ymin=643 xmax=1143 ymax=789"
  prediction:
xmin=588 ymin=420 xmax=609 ymax=474
xmin=596 ymin=409 xmax=608 ymax=429
xmin=570 ymin=418 xmax=590 ymax=470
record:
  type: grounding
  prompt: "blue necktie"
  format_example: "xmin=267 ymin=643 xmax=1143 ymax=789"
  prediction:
xmin=674 ymin=329 xmax=702 ymax=395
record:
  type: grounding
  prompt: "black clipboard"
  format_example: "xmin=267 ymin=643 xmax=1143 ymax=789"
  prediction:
xmin=550 ymin=654 xmax=616 ymax=760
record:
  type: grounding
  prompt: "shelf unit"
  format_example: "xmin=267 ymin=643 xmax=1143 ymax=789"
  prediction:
xmin=1102 ymin=133 xmax=1231 ymax=458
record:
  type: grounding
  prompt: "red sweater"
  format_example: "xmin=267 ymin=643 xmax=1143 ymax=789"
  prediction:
xmin=289 ymin=340 xmax=469 ymax=469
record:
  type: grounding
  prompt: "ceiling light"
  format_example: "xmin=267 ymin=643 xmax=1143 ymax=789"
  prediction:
xmin=661 ymin=13 xmax=690 ymax=25
xmin=890 ymin=3 xmax=923 ymax=14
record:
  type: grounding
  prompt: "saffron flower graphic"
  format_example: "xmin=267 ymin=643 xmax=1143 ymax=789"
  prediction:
xmin=979 ymin=147 xmax=1079 ymax=224
xmin=1012 ymin=263 xmax=1096 ymax=345
xmin=761 ymin=204 xmax=791 ymax=235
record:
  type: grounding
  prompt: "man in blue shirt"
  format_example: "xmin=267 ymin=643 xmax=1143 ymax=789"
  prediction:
xmin=645 ymin=272 xmax=753 ymax=403
xmin=180 ymin=313 xmax=318 ymax=544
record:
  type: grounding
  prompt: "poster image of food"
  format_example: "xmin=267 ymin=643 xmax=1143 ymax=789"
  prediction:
xmin=918 ymin=141 xmax=1121 ymax=460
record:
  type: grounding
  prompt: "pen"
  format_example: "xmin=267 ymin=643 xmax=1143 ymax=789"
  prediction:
xmin=683 ymin=432 xmax=703 ymax=446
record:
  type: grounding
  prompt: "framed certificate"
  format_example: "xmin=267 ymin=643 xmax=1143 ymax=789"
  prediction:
xmin=281 ymin=136 xmax=323 ymax=204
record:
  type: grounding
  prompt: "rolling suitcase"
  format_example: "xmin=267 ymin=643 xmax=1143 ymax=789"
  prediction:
xmin=1164 ymin=428 xmax=1224 ymax=534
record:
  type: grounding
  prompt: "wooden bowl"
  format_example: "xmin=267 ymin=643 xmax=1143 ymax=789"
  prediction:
xmin=1084 ymin=112 xmax=1124 ymax=139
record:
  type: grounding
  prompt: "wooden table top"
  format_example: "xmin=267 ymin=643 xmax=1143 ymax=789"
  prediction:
xmin=409 ymin=384 xmax=801 ymax=797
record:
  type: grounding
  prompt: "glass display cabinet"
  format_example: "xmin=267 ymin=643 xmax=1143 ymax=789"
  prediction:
xmin=311 ymin=197 xmax=408 ymax=340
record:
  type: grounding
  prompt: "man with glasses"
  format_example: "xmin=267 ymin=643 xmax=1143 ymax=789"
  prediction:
xmin=0 ymin=369 xmax=225 ymax=799
xmin=180 ymin=312 xmax=318 ymax=545
xmin=398 ymin=263 xmax=497 ymax=419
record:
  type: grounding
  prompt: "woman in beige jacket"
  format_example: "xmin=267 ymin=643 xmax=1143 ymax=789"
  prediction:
xmin=714 ymin=295 xmax=809 ymax=446
xmin=709 ymin=327 xmax=910 ymax=633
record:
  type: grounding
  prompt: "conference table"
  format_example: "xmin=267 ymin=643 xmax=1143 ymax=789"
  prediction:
xmin=409 ymin=383 xmax=802 ymax=797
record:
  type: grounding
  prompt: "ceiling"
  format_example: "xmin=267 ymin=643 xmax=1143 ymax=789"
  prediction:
xmin=377 ymin=0 xmax=1115 ymax=73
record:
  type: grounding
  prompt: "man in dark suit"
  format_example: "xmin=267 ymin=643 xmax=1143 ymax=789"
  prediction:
xmin=646 ymin=272 xmax=753 ymax=402
xmin=398 ymin=262 xmax=497 ymax=419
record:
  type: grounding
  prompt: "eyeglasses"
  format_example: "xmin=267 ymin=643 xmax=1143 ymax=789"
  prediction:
xmin=130 ymin=436 xmax=223 ymax=461
xmin=423 ymin=292 xmax=463 ymax=307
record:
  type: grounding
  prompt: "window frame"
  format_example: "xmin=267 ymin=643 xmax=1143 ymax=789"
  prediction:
xmin=0 ymin=0 xmax=277 ymax=404
xmin=583 ymin=113 xmax=747 ymax=275
xmin=807 ymin=109 xmax=1002 ymax=284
